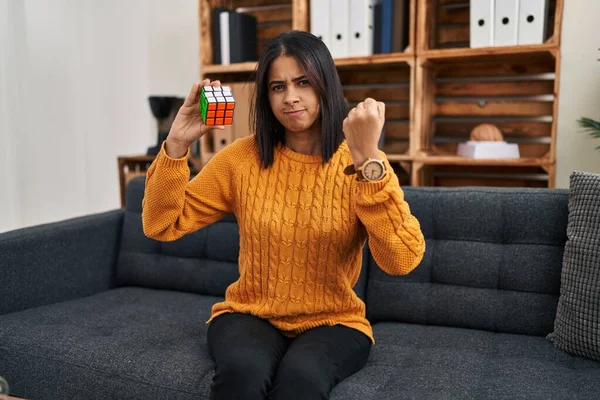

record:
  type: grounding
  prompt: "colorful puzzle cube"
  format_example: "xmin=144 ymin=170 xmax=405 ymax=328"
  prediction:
xmin=199 ymin=85 xmax=236 ymax=126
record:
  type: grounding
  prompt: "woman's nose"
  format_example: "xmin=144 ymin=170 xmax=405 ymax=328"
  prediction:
xmin=284 ymin=88 xmax=300 ymax=105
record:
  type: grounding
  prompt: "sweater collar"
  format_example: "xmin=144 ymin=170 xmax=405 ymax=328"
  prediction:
xmin=278 ymin=140 xmax=348 ymax=164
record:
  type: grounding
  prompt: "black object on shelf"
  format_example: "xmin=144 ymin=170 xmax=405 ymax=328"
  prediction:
xmin=228 ymin=11 xmax=258 ymax=63
xmin=211 ymin=8 xmax=258 ymax=64
xmin=147 ymin=96 xmax=184 ymax=156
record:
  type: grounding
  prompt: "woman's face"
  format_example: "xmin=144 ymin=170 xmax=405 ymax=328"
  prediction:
xmin=267 ymin=55 xmax=321 ymax=136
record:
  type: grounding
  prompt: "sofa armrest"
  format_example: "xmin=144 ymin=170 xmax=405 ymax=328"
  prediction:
xmin=0 ymin=209 xmax=124 ymax=316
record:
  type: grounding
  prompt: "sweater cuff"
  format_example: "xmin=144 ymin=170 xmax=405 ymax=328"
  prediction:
xmin=156 ymin=141 xmax=190 ymax=169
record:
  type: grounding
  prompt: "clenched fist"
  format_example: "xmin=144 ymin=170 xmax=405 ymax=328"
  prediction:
xmin=342 ymin=98 xmax=386 ymax=168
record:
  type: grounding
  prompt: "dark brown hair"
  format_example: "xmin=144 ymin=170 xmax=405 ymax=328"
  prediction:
xmin=250 ymin=30 xmax=348 ymax=168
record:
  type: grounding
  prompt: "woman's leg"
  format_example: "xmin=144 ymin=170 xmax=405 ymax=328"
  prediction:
xmin=207 ymin=312 xmax=290 ymax=400
xmin=268 ymin=325 xmax=372 ymax=400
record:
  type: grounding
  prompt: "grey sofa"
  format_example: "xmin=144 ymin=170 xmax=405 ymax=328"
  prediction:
xmin=1 ymin=176 xmax=599 ymax=400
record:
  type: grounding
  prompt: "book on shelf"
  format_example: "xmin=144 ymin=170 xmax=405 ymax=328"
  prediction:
xmin=212 ymin=8 xmax=258 ymax=65
xmin=391 ymin=0 xmax=409 ymax=53
xmin=311 ymin=0 xmax=409 ymax=58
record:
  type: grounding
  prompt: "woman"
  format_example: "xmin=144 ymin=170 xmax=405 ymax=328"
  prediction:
xmin=142 ymin=30 xmax=425 ymax=400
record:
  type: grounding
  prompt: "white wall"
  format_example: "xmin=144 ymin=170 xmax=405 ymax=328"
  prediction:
xmin=555 ymin=1 xmax=600 ymax=188
xmin=0 ymin=0 xmax=198 ymax=233
xmin=148 ymin=0 xmax=199 ymax=96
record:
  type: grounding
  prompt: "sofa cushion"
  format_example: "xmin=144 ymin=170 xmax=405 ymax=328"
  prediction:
xmin=0 ymin=287 xmax=220 ymax=400
xmin=117 ymin=176 xmax=369 ymax=300
xmin=117 ymin=207 xmax=241 ymax=297
xmin=331 ymin=322 xmax=600 ymax=400
xmin=548 ymin=171 xmax=600 ymax=360
xmin=366 ymin=187 xmax=569 ymax=336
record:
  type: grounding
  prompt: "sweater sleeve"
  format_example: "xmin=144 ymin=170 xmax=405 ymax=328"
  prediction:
xmin=141 ymin=139 xmax=240 ymax=242
xmin=353 ymin=154 xmax=425 ymax=275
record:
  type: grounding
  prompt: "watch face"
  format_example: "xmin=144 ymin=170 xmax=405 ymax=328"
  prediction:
xmin=363 ymin=160 xmax=385 ymax=180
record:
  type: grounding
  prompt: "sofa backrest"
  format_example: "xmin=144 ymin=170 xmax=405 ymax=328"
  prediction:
xmin=116 ymin=176 xmax=369 ymax=300
xmin=365 ymin=186 xmax=570 ymax=336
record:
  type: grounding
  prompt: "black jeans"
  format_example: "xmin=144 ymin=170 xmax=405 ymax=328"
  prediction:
xmin=206 ymin=312 xmax=372 ymax=400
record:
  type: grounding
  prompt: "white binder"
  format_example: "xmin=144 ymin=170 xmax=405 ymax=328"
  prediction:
xmin=494 ymin=0 xmax=519 ymax=46
xmin=310 ymin=0 xmax=332 ymax=53
xmin=219 ymin=11 xmax=230 ymax=65
xmin=330 ymin=0 xmax=350 ymax=58
xmin=470 ymin=0 xmax=494 ymax=48
xmin=349 ymin=0 xmax=377 ymax=57
xmin=517 ymin=0 xmax=548 ymax=45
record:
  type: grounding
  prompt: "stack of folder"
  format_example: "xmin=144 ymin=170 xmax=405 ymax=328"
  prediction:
xmin=310 ymin=0 xmax=409 ymax=59
xmin=470 ymin=0 xmax=550 ymax=48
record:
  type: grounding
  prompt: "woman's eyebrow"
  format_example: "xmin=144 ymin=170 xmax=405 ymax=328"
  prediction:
xmin=269 ymin=75 xmax=306 ymax=86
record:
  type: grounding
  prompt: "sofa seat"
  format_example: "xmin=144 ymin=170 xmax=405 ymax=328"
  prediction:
xmin=332 ymin=322 xmax=600 ymax=400
xmin=0 ymin=287 xmax=220 ymax=400
xmin=2 ymin=287 xmax=600 ymax=400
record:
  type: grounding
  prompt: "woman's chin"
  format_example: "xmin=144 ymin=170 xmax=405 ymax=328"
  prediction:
xmin=284 ymin=122 xmax=319 ymax=135
xmin=285 ymin=125 xmax=307 ymax=134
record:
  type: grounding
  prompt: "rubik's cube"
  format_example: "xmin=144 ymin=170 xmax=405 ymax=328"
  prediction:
xmin=199 ymin=85 xmax=236 ymax=126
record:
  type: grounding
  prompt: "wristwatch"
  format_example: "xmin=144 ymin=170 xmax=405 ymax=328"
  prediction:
xmin=344 ymin=158 xmax=387 ymax=182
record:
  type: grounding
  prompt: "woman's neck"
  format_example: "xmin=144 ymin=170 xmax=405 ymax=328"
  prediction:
xmin=285 ymin=127 xmax=321 ymax=156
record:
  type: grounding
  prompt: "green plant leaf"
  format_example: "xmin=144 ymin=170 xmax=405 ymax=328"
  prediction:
xmin=578 ymin=117 xmax=600 ymax=140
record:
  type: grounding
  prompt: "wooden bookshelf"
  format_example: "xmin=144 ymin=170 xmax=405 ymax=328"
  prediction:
xmin=198 ymin=0 xmax=564 ymax=188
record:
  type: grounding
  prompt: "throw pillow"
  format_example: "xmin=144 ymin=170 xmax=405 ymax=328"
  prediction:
xmin=547 ymin=171 xmax=600 ymax=360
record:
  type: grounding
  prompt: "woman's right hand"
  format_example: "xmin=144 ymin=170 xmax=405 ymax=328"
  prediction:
xmin=165 ymin=79 xmax=225 ymax=158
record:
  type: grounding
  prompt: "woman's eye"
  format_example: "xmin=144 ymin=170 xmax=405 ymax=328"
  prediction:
xmin=272 ymin=85 xmax=284 ymax=91
xmin=299 ymin=80 xmax=310 ymax=86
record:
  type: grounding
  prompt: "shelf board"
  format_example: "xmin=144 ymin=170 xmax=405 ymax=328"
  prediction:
xmin=386 ymin=154 xmax=413 ymax=162
xmin=203 ymin=62 xmax=258 ymax=75
xmin=202 ymin=45 xmax=555 ymax=75
xmin=335 ymin=52 xmax=414 ymax=68
xmin=202 ymin=53 xmax=414 ymax=76
xmin=419 ymin=43 xmax=557 ymax=61
xmin=414 ymin=154 xmax=553 ymax=167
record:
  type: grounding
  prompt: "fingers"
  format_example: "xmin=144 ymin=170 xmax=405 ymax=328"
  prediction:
xmin=183 ymin=79 xmax=223 ymax=107
xmin=199 ymin=124 xmax=225 ymax=136
xmin=364 ymin=98 xmax=385 ymax=120
xmin=376 ymin=101 xmax=385 ymax=120
xmin=350 ymin=98 xmax=384 ymax=118
xmin=183 ymin=81 xmax=201 ymax=107
xmin=363 ymin=98 xmax=378 ymax=114
xmin=364 ymin=98 xmax=376 ymax=105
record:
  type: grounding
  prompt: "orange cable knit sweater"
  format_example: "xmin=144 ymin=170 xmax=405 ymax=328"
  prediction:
xmin=142 ymin=135 xmax=425 ymax=343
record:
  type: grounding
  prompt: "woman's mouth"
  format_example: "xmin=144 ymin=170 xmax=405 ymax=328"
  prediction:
xmin=284 ymin=109 xmax=305 ymax=117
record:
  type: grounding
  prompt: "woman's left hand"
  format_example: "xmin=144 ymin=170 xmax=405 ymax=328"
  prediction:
xmin=343 ymin=98 xmax=386 ymax=168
